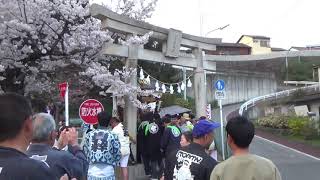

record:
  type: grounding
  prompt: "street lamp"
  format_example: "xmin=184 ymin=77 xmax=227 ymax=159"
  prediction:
xmin=205 ymin=24 xmax=230 ymax=37
xmin=203 ymin=24 xmax=230 ymax=87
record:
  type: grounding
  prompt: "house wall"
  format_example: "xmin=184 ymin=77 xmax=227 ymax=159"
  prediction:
xmin=239 ymin=36 xmax=272 ymax=55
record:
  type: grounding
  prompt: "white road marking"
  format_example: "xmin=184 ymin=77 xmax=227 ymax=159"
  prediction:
xmin=255 ymin=135 xmax=320 ymax=161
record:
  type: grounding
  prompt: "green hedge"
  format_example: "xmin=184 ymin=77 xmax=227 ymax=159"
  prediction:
xmin=258 ymin=115 xmax=319 ymax=140
xmin=288 ymin=116 xmax=308 ymax=135
xmin=257 ymin=115 xmax=289 ymax=129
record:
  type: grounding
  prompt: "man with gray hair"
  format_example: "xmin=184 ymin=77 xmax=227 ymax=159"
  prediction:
xmin=26 ymin=113 xmax=88 ymax=180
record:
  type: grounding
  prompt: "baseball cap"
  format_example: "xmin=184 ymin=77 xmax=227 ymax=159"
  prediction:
xmin=193 ymin=120 xmax=220 ymax=138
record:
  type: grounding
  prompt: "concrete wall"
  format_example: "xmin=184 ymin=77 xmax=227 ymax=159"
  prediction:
xmin=309 ymin=101 xmax=320 ymax=119
xmin=187 ymin=72 xmax=277 ymax=106
xmin=207 ymin=46 xmax=251 ymax=55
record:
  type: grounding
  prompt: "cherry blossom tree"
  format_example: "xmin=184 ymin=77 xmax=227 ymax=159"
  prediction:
xmin=82 ymin=32 xmax=155 ymax=109
xmin=97 ymin=0 xmax=158 ymax=21
xmin=0 ymin=0 xmax=157 ymax=106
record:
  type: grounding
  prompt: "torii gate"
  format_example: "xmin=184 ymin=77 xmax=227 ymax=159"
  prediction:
xmin=90 ymin=4 xmax=320 ymax=141
xmin=90 ymin=4 xmax=221 ymax=138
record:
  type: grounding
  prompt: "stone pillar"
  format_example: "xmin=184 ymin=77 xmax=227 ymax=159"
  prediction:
xmin=124 ymin=44 xmax=140 ymax=159
xmin=318 ymin=67 xmax=320 ymax=83
xmin=193 ymin=48 xmax=206 ymax=118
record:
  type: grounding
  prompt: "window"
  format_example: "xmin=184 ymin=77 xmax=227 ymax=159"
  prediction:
xmin=253 ymin=39 xmax=259 ymax=43
xmin=260 ymin=40 xmax=270 ymax=47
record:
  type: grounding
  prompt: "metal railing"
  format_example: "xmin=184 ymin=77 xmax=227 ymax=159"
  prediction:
xmin=284 ymin=81 xmax=319 ymax=86
xmin=239 ymin=83 xmax=320 ymax=116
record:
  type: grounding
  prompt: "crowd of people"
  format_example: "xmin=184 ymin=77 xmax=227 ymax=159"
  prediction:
xmin=0 ymin=92 xmax=282 ymax=180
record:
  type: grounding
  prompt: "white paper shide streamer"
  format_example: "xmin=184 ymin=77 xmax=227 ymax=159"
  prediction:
xmin=177 ymin=84 xmax=181 ymax=93
xmin=155 ymin=81 xmax=160 ymax=91
xmin=169 ymin=85 xmax=174 ymax=94
xmin=187 ymin=79 xmax=192 ymax=87
xmin=161 ymin=84 xmax=166 ymax=93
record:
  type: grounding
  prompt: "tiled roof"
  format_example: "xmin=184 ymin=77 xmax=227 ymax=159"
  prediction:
xmin=217 ymin=42 xmax=251 ymax=48
xmin=271 ymin=47 xmax=287 ymax=51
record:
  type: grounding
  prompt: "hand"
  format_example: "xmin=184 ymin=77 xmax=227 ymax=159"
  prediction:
xmin=57 ymin=129 xmax=68 ymax=150
xmin=67 ymin=127 xmax=78 ymax=146
xmin=60 ymin=174 xmax=77 ymax=180
xmin=129 ymin=135 xmax=136 ymax=144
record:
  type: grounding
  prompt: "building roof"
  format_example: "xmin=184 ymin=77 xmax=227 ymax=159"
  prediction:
xmin=290 ymin=46 xmax=320 ymax=51
xmin=271 ymin=47 xmax=287 ymax=51
xmin=217 ymin=42 xmax=251 ymax=48
xmin=237 ymin=35 xmax=270 ymax=43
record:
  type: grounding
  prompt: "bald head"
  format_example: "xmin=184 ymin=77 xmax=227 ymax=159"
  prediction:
xmin=32 ymin=113 xmax=56 ymax=143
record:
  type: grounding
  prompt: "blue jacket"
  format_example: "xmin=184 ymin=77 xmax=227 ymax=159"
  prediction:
xmin=0 ymin=146 xmax=56 ymax=180
xmin=26 ymin=144 xmax=88 ymax=180
xmin=83 ymin=129 xmax=121 ymax=166
xmin=160 ymin=125 xmax=181 ymax=156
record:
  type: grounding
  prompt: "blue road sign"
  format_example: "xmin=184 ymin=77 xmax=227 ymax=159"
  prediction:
xmin=215 ymin=80 xmax=225 ymax=91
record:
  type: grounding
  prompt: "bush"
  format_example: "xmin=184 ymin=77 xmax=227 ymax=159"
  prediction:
xmin=288 ymin=116 xmax=308 ymax=135
xmin=175 ymin=98 xmax=192 ymax=110
xmin=209 ymin=100 xmax=218 ymax=109
xmin=301 ymin=120 xmax=319 ymax=140
xmin=160 ymin=94 xmax=178 ymax=107
xmin=258 ymin=115 xmax=320 ymax=140
xmin=257 ymin=115 xmax=289 ymax=129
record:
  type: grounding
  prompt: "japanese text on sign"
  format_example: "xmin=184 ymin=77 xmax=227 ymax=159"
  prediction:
xmin=80 ymin=107 xmax=103 ymax=117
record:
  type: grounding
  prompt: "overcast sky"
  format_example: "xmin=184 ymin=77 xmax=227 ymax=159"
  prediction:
xmin=92 ymin=0 xmax=320 ymax=49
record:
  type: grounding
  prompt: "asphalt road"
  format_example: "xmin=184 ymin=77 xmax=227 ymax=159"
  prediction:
xmin=213 ymin=103 xmax=320 ymax=180
xmin=250 ymin=136 xmax=320 ymax=180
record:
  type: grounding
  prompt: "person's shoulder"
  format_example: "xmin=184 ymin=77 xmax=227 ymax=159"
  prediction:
xmin=252 ymin=154 xmax=277 ymax=167
xmin=87 ymin=129 xmax=110 ymax=136
xmin=112 ymin=124 xmax=123 ymax=134
xmin=51 ymin=147 xmax=74 ymax=159
xmin=17 ymin=157 xmax=54 ymax=175
xmin=164 ymin=126 xmax=170 ymax=131
xmin=162 ymin=127 xmax=171 ymax=134
xmin=201 ymin=152 xmax=218 ymax=168
xmin=169 ymin=148 xmax=179 ymax=157
xmin=16 ymin=154 xmax=44 ymax=166
xmin=28 ymin=160 xmax=56 ymax=179
xmin=210 ymin=157 xmax=230 ymax=177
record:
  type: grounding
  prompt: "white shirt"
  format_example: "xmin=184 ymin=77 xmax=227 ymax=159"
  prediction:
xmin=112 ymin=123 xmax=130 ymax=156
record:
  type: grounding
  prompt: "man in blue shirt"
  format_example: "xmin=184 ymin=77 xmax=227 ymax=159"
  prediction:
xmin=161 ymin=115 xmax=182 ymax=179
xmin=161 ymin=115 xmax=182 ymax=157
xmin=0 ymin=93 xmax=56 ymax=180
xmin=83 ymin=111 xmax=121 ymax=180
xmin=26 ymin=113 xmax=89 ymax=180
